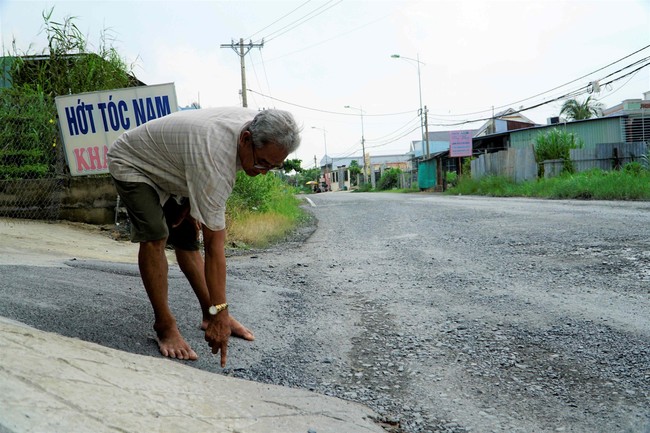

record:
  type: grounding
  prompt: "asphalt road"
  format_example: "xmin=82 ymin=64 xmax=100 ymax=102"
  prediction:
xmin=1 ymin=192 xmax=649 ymax=433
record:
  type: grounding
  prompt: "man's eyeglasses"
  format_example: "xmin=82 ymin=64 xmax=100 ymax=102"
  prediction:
xmin=251 ymin=140 xmax=284 ymax=171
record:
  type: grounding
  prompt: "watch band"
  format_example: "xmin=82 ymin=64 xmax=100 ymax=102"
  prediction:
xmin=208 ymin=303 xmax=229 ymax=315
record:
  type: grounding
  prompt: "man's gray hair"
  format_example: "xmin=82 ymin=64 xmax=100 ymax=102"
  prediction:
xmin=249 ymin=109 xmax=302 ymax=153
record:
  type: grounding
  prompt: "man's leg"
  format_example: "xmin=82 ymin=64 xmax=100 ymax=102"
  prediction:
xmin=138 ymin=239 xmax=198 ymax=360
xmin=175 ymin=248 xmax=255 ymax=341
xmin=112 ymin=179 xmax=198 ymax=360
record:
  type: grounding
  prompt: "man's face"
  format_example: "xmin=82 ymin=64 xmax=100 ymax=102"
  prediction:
xmin=241 ymin=130 xmax=288 ymax=176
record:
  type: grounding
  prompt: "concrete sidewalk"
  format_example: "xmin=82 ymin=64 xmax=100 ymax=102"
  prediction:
xmin=0 ymin=316 xmax=384 ymax=433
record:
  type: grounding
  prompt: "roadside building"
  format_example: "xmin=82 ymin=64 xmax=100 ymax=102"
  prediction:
xmin=319 ymin=153 xmax=413 ymax=191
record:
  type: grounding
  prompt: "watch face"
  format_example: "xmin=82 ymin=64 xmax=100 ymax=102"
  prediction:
xmin=209 ymin=305 xmax=217 ymax=315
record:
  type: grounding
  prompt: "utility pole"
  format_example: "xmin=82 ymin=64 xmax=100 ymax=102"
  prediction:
xmin=424 ymin=105 xmax=430 ymax=158
xmin=220 ymin=38 xmax=264 ymax=107
xmin=344 ymin=105 xmax=367 ymax=184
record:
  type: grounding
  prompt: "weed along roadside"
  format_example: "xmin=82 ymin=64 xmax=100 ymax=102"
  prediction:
xmin=225 ymin=171 xmax=313 ymax=250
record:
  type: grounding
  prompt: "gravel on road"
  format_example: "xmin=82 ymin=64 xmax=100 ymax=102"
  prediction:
xmin=1 ymin=193 xmax=649 ymax=433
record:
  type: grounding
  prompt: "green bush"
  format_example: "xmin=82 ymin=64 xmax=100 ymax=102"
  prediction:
xmin=0 ymin=163 xmax=50 ymax=180
xmin=623 ymin=161 xmax=644 ymax=175
xmin=227 ymin=171 xmax=278 ymax=214
xmin=356 ymin=182 xmax=373 ymax=192
xmin=377 ymin=168 xmax=402 ymax=190
xmin=0 ymin=8 xmax=135 ymax=180
xmin=226 ymin=171 xmax=307 ymax=214
xmin=0 ymin=85 xmax=59 ymax=178
xmin=445 ymin=171 xmax=458 ymax=187
xmin=534 ymin=128 xmax=583 ymax=176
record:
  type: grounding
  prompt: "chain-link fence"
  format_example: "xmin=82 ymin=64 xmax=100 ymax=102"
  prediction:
xmin=0 ymin=83 xmax=120 ymax=223
xmin=0 ymin=83 xmax=68 ymax=220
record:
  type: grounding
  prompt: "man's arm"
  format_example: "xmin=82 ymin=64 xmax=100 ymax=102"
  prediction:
xmin=202 ymin=225 xmax=231 ymax=367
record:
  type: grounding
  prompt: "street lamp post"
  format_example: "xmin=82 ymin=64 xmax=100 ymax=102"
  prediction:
xmin=310 ymin=126 xmax=328 ymax=168
xmin=344 ymin=105 xmax=367 ymax=183
xmin=391 ymin=53 xmax=429 ymax=158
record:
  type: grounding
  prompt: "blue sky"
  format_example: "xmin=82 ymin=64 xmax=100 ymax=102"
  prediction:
xmin=1 ymin=0 xmax=649 ymax=167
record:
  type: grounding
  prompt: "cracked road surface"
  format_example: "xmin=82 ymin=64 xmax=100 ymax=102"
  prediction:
xmin=1 ymin=193 xmax=649 ymax=432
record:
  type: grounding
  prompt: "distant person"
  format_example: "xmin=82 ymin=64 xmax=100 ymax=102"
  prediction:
xmin=108 ymin=107 xmax=301 ymax=367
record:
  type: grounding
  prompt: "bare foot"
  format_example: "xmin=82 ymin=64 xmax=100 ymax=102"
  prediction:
xmin=230 ymin=316 xmax=255 ymax=341
xmin=154 ymin=325 xmax=198 ymax=360
xmin=201 ymin=315 xmax=255 ymax=341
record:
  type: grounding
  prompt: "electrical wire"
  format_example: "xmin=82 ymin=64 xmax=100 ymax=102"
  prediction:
xmin=259 ymin=0 xmax=343 ymax=44
xmin=244 ymin=0 xmax=314 ymax=41
xmin=248 ymin=53 xmax=266 ymax=106
xmin=366 ymin=124 xmax=422 ymax=149
xmin=428 ymin=44 xmax=650 ymax=118
xmin=249 ymin=55 xmax=650 ymax=130
xmin=246 ymin=89 xmax=415 ymax=116
xmin=258 ymin=50 xmax=274 ymax=107
xmin=425 ymin=57 xmax=650 ymax=127
xmin=601 ymin=69 xmax=641 ymax=99
xmin=255 ymin=12 xmax=392 ymax=63
xmin=248 ymin=47 xmax=650 ymax=146
xmin=364 ymin=115 xmax=420 ymax=143
xmin=249 ymin=50 xmax=274 ymax=108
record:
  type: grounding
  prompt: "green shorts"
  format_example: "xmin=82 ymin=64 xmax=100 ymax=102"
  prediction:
xmin=112 ymin=178 xmax=200 ymax=251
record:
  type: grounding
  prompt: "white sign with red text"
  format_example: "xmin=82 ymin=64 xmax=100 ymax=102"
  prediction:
xmin=55 ymin=83 xmax=177 ymax=176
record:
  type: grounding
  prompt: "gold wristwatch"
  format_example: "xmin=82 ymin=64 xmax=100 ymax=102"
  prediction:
xmin=208 ymin=303 xmax=229 ymax=315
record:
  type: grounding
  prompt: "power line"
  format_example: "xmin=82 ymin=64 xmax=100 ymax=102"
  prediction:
xmin=244 ymin=0 xmax=313 ymax=41
xmin=258 ymin=50 xmax=274 ymax=107
xmin=364 ymin=115 xmax=420 ymax=143
xmin=366 ymin=124 xmax=422 ymax=149
xmin=259 ymin=0 xmax=343 ymax=44
xmin=427 ymin=59 xmax=650 ymax=128
xmin=424 ymin=55 xmax=650 ymax=127
xmin=250 ymin=55 xmax=650 ymax=130
xmin=247 ymin=49 xmax=650 ymax=134
xmin=248 ymin=52 xmax=266 ymax=107
xmin=429 ymin=44 xmax=650 ymax=118
xmin=252 ymin=12 xmax=391 ymax=64
xmin=246 ymin=89 xmax=414 ymax=116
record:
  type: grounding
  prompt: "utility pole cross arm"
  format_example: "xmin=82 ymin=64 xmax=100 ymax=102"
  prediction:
xmin=220 ymin=38 xmax=264 ymax=107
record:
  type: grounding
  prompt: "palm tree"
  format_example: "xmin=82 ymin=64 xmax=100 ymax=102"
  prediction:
xmin=560 ymin=96 xmax=604 ymax=121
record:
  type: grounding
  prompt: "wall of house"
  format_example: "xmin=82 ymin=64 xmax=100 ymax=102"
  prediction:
xmin=328 ymin=168 xmax=351 ymax=191
xmin=509 ymin=117 xmax=624 ymax=149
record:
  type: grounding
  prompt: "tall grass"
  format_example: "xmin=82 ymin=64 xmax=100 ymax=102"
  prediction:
xmin=534 ymin=128 xmax=583 ymax=176
xmin=448 ymin=167 xmax=650 ymax=201
xmin=1 ymin=8 xmax=135 ymax=179
xmin=226 ymin=171 xmax=306 ymax=248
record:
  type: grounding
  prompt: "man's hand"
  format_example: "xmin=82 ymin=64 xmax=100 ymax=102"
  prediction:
xmin=204 ymin=311 xmax=232 ymax=367
xmin=171 ymin=198 xmax=192 ymax=228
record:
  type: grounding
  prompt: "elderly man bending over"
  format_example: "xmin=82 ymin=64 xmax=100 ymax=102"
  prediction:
xmin=108 ymin=107 xmax=301 ymax=367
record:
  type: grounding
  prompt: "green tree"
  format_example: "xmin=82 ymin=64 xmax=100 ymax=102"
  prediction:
xmin=348 ymin=160 xmax=361 ymax=185
xmin=281 ymin=158 xmax=303 ymax=173
xmin=559 ymin=96 xmax=603 ymax=121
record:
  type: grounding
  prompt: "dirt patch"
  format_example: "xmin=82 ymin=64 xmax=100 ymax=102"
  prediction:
xmin=0 ymin=211 xmax=317 ymax=266
xmin=0 ymin=218 xmax=138 ymax=266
